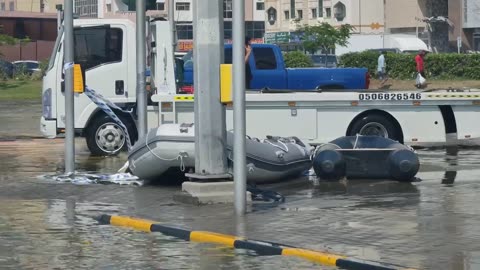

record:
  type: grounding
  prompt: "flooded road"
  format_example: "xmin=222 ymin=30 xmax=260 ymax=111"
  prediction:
xmin=0 ymin=101 xmax=479 ymax=269
xmin=0 ymin=138 xmax=479 ymax=269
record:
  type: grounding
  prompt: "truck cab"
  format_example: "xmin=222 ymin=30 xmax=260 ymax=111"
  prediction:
xmin=40 ymin=18 xmax=175 ymax=155
xmin=182 ymin=44 xmax=369 ymax=91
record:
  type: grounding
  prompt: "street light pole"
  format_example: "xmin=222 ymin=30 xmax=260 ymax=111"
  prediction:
xmin=136 ymin=0 xmax=147 ymax=139
xmin=64 ymin=0 xmax=75 ymax=174
xmin=233 ymin=0 xmax=247 ymax=215
xmin=190 ymin=0 xmax=228 ymax=179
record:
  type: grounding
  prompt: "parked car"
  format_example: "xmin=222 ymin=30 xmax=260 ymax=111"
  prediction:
xmin=309 ymin=54 xmax=338 ymax=68
xmin=12 ymin=60 xmax=40 ymax=76
xmin=0 ymin=60 xmax=14 ymax=78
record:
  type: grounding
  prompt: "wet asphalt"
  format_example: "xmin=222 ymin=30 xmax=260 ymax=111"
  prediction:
xmin=0 ymin=100 xmax=480 ymax=270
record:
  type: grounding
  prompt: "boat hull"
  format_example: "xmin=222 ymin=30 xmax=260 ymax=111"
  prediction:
xmin=128 ymin=124 xmax=313 ymax=184
xmin=312 ymin=136 xmax=420 ymax=182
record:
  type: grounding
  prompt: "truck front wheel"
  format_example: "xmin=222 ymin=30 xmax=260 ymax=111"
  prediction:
xmin=85 ymin=114 xmax=136 ymax=156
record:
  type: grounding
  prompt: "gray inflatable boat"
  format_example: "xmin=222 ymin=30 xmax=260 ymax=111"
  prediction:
xmin=127 ymin=123 xmax=313 ymax=184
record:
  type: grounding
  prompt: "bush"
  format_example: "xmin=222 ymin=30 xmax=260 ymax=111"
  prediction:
xmin=338 ymin=52 xmax=480 ymax=80
xmin=283 ymin=51 xmax=313 ymax=68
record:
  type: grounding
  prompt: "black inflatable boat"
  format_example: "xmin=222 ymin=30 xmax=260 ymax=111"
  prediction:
xmin=312 ymin=136 xmax=419 ymax=182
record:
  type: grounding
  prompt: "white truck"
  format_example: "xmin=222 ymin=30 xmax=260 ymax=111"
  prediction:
xmin=40 ymin=17 xmax=480 ymax=156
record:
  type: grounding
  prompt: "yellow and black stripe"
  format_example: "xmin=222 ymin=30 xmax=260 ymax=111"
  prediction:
xmin=174 ymin=95 xmax=194 ymax=101
xmin=95 ymin=215 xmax=415 ymax=270
xmin=427 ymin=94 xmax=480 ymax=98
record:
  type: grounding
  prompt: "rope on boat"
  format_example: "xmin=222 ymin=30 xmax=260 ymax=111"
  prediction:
xmin=247 ymin=183 xmax=286 ymax=203
xmin=144 ymin=128 xmax=187 ymax=172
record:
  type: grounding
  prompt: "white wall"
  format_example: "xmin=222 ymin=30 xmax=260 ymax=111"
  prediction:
xmin=253 ymin=0 xmax=266 ymax=21
xmin=463 ymin=0 xmax=480 ymax=28
xmin=173 ymin=0 xmax=193 ymax=21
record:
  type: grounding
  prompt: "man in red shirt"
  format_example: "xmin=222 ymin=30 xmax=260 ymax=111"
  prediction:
xmin=415 ymin=50 xmax=427 ymax=88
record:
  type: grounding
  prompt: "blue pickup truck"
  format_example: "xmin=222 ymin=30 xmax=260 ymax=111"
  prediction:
xmin=180 ymin=44 xmax=370 ymax=91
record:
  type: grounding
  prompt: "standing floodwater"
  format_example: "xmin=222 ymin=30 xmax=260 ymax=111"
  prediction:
xmin=1 ymin=101 xmax=480 ymax=269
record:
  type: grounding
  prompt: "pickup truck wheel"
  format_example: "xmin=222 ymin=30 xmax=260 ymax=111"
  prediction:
xmin=349 ymin=114 xmax=401 ymax=142
xmin=85 ymin=114 xmax=136 ymax=156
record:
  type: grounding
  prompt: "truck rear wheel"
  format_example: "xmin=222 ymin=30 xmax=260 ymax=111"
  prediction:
xmin=85 ymin=114 xmax=136 ymax=156
xmin=349 ymin=114 xmax=402 ymax=142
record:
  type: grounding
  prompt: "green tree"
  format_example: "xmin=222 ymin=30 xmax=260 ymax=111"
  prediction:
xmin=0 ymin=34 xmax=16 ymax=45
xmin=295 ymin=22 xmax=354 ymax=56
xmin=0 ymin=33 xmax=16 ymax=59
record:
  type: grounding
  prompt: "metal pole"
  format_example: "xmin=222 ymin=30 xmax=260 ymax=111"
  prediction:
xmin=191 ymin=0 xmax=228 ymax=177
xmin=383 ymin=0 xmax=386 ymax=48
xmin=64 ymin=0 xmax=75 ymax=174
xmin=169 ymin=0 xmax=177 ymax=54
xmin=136 ymin=0 xmax=147 ymax=139
xmin=56 ymin=5 xmax=62 ymax=34
xmin=233 ymin=0 xmax=246 ymax=215
xmin=359 ymin=0 xmax=362 ymax=33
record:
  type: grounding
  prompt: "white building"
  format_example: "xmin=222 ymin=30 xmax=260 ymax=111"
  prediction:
xmin=71 ymin=0 xmax=266 ymax=51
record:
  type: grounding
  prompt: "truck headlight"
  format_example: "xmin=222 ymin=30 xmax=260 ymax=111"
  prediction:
xmin=42 ymin=88 xmax=52 ymax=119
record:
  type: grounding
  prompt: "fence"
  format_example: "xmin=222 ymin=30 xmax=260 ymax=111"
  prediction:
xmin=0 ymin=40 xmax=55 ymax=62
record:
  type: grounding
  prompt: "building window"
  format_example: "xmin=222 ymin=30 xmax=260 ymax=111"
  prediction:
xmin=267 ymin=7 xmax=277 ymax=25
xmin=311 ymin=8 xmax=317 ymax=18
xmin=326 ymin=7 xmax=331 ymax=18
xmin=473 ymin=32 xmax=480 ymax=51
xmin=0 ymin=3 xmax=4 ymax=11
xmin=297 ymin=10 xmax=303 ymax=19
xmin=9 ymin=1 xmax=14 ymax=11
xmin=157 ymin=3 xmax=165 ymax=10
xmin=74 ymin=0 xmax=98 ymax=18
xmin=318 ymin=0 xmax=323 ymax=17
xmin=224 ymin=21 xmax=264 ymax=40
xmin=333 ymin=2 xmax=345 ymax=21
xmin=256 ymin=2 xmax=264 ymax=10
xmin=246 ymin=21 xmax=265 ymax=39
xmin=224 ymin=21 xmax=232 ymax=39
xmin=223 ymin=0 xmax=232 ymax=18
xmin=176 ymin=24 xmax=193 ymax=39
xmin=290 ymin=0 xmax=295 ymax=19
xmin=175 ymin=2 xmax=190 ymax=11
xmin=284 ymin=10 xmax=290 ymax=20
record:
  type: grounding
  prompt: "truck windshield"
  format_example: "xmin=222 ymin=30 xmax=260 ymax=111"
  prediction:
xmin=47 ymin=27 xmax=64 ymax=72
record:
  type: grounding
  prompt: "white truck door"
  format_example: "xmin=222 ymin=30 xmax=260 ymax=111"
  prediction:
xmin=56 ymin=24 xmax=130 ymax=129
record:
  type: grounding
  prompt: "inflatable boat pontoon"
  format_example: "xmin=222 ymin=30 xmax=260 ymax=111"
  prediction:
xmin=128 ymin=123 xmax=313 ymax=184
xmin=312 ymin=135 xmax=420 ymax=182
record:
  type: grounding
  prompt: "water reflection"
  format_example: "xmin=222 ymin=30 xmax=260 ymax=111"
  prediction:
xmin=1 ymin=138 xmax=480 ymax=269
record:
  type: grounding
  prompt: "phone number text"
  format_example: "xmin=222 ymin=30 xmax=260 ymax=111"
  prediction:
xmin=359 ymin=93 xmax=422 ymax=101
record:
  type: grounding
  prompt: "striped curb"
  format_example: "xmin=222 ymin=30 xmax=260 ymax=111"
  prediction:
xmin=95 ymin=215 xmax=416 ymax=270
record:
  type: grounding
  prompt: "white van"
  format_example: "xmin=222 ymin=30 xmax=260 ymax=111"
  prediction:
xmin=336 ymin=34 xmax=429 ymax=55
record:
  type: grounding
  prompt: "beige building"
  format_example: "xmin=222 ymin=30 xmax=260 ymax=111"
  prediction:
xmin=265 ymin=0 xmax=428 ymax=43
xmin=385 ymin=0 xmax=427 ymax=34
xmin=0 ymin=0 xmax=63 ymax=12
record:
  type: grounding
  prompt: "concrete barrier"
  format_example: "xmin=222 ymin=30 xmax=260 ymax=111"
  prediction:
xmin=95 ymin=214 xmax=416 ymax=270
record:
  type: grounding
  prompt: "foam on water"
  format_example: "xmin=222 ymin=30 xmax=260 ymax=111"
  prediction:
xmin=38 ymin=172 xmax=144 ymax=186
